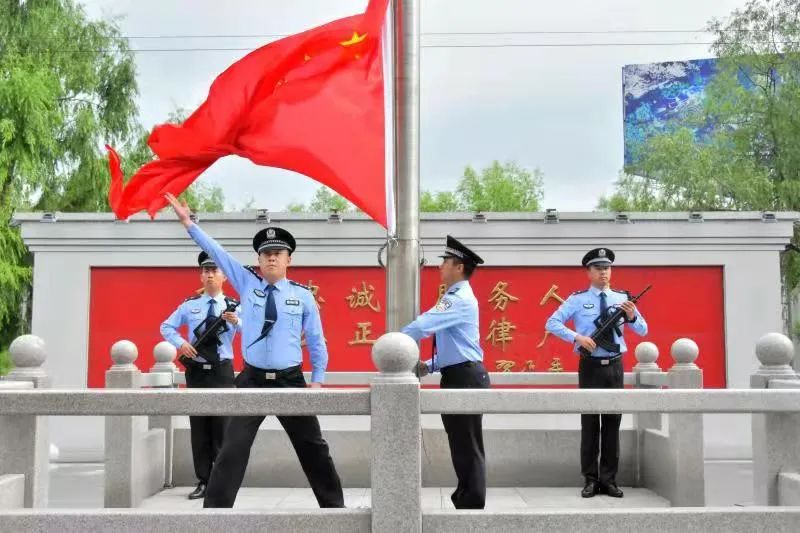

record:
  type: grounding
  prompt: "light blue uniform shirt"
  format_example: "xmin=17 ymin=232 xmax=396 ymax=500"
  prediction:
xmin=401 ymin=280 xmax=483 ymax=372
xmin=545 ymin=286 xmax=648 ymax=358
xmin=160 ymin=292 xmax=241 ymax=362
xmin=187 ymin=223 xmax=329 ymax=383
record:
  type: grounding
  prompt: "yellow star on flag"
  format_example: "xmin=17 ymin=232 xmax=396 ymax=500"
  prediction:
xmin=340 ymin=32 xmax=367 ymax=47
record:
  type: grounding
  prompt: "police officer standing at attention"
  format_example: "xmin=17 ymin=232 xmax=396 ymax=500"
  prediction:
xmin=164 ymin=192 xmax=344 ymax=509
xmin=545 ymin=248 xmax=648 ymax=499
xmin=401 ymin=235 xmax=490 ymax=510
xmin=160 ymin=251 xmax=241 ymax=500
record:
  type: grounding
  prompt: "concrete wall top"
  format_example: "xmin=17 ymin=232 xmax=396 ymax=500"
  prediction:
xmin=13 ymin=211 xmax=798 ymax=262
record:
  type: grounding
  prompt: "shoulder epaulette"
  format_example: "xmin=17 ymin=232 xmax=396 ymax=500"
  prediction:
xmin=289 ymin=280 xmax=311 ymax=291
xmin=245 ymin=266 xmax=263 ymax=280
xmin=447 ymin=286 xmax=462 ymax=295
xmin=184 ymin=294 xmax=202 ymax=302
xmin=612 ymin=288 xmax=631 ymax=297
xmin=571 ymin=289 xmax=589 ymax=296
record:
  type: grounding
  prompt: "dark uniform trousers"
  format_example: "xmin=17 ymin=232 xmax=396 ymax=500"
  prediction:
xmin=203 ymin=364 xmax=344 ymax=508
xmin=184 ymin=359 xmax=235 ymax=484
xmin=578 ymin=356 xmax=623 ymax=486
xmin=439 ymin=361 xmax=491 ymax=510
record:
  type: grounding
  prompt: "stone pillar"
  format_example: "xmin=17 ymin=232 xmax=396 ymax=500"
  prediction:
xmin=632 ymin=342 xmax=661 ymax=487
xmin=370 ymin=333 xmax=421 ymax=533
xmin=148 ymin=342 xmax=177 ymax=488
xmin=104 ymin=340 xmax=145 ymax=508
xmin=1 ymin=335 xmax=49 ymax=507
xmin=751 ymin=333 xmax=800 ymax=505
xmin=666 ymin=338 xmax=704 ymax=506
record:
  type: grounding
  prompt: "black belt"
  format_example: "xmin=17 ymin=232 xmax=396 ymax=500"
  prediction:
xmin=440 ymin=360 xmax=483 ymax=373
xmin=580 ymin=353 xmax=622 ymax=365
xmin=181 ymin=357 xmax=232 ymax=371
xmin=245 ymin=363 xmax=301 ymax=380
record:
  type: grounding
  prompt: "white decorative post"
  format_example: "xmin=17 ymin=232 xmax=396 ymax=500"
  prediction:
xmin=633 ymin=342 xmax=662 ymax=487
xmin=151 ymin=341 xmax=178 ymax=374
xmin=666 ymin=338 xmax=704 ymax=506
xmin=149 ymin=342 xmax=177 ymax=488
xmin=633 ymin=341 xmax=660 ymax=373
xmin=104 ymin=340 xmax=145 ymax=507
xmin=1 ymin=335 xmax=50 ymax=507
xmin=370 ymin=333 xmax=421 ymax=532
xmin=751 ymin=333 xmax=800 ymax=505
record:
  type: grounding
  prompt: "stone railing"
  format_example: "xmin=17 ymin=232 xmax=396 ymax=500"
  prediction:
xmin=749 ymin=333 xmax=800 ymax=506
xmin=0 ymin=335 xmax=49 ymax=509
xmin=126 ymin=338 xmax=696 ymax=494
xmin=1 ymin=333 xmax=800 ymax=532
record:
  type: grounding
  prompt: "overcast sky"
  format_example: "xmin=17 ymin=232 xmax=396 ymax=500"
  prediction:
xmin=82 ymin=0 xmax=748 ymax=212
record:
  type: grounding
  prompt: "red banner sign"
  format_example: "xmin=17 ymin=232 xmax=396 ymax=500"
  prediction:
xmin=88 ymin=266 xmax=725 ymax=388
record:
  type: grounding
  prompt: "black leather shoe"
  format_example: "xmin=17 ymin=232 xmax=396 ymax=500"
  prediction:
xmin=188 ymin=482 xmax=207 ymax=500
xmin=581 ymin=480 xmax=600 ymax=498
xmin=603 ymin=483 xmax=624 ymax=498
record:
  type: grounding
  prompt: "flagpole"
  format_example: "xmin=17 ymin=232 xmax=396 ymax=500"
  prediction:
xmin=386 ymin=0 xmax=420 ymax=332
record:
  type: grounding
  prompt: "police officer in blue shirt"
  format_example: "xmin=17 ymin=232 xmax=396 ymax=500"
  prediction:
xmin=401 ymin=235 xmax=490 ymax=510
xmin=545 ymin=247 xmax=648 ymax=499
xmin=160 ymin=251 xmax=241 ymax=500
xmin=164 ymin=193 xmax=344 ymax=509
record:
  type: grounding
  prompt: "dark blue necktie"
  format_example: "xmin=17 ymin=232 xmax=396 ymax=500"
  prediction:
xmin=599 ymin=291 xmax=608 ymax=318
xmin=204 ymin=299 xmax=217 ymax=331
xmin=248 ymin=285 xmax=277 ymax=348
xmin=265 ymin=284 xmax=277 ymax=330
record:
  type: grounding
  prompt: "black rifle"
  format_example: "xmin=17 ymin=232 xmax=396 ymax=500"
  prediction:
xmin=578 ymin=285 xmax=652 ymax=358
xmin=179 ymin=298 xmax=239 ymax=368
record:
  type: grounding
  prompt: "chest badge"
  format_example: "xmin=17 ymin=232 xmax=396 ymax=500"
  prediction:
xmin=285 ymin=298 xmax=301 ymax=306
xmin=190 ymin=308 xmax=201 ymax=314
xmin=253 ymin=289 xmax=265 ymax=298
xmin=583 ymin=303 xmax=595 ymax=309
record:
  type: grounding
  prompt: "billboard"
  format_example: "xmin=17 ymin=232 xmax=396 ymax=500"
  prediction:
xmin=623 ymin=58 xmax=719 ymax=166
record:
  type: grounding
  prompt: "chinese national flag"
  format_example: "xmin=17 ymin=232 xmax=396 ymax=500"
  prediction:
xmin=107 ymin=0 xmax=392 ymax=228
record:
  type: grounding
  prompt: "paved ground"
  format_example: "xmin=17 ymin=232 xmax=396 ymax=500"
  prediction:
xmin=140 ymin=486 xmax=670 ymax=510
xmin=49 ymin=464 xmax=670 ymax=510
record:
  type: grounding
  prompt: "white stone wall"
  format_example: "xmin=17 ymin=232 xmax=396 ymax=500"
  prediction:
xmin=15 ymin=211 xmax=797 ymax=462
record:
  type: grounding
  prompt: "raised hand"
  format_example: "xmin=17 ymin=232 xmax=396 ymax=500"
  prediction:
xmin=164 ymin=193 xmax=193 ymax=228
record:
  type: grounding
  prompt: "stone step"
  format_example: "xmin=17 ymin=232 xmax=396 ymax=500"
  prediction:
xmin=140 ymin=486 xmax=670 ymax=510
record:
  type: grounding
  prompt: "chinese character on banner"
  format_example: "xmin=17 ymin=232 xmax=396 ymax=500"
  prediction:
xmin=305 ymin=280 xmax=326 ymax=306
xmin=549 ymin=357 xmax=564 ymax=373
xmin=522 ymin=360 xmax=535 ymax=372
xmin=487 ymin=281 xmax=520 ymax=311
xmin=485 ymin=317 xmax=516 ymax=351
xmin=539 ymin=284 xmax=565 ymax=306
xmin=348 ymin=322 xmax=378 ymax=345
xmin=346 ymin=281 xmax=381 ymax=312
xmin=495 ymin=360 xmax=516 ymax=372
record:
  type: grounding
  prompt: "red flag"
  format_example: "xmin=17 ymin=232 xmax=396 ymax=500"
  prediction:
xmin=108 ymin=0 xmax=391 ymax=227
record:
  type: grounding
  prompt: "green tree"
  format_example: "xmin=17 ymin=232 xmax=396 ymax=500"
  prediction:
xmin=608 ymin=0 xmax=800 ymax=212
xmin=419 ymin=161 xmax=544 ymax=213
xmin=287 ymin=186 xmax=354 ymax=213
xmin=0 ymin=0 xmax=143 ymax=373
xmin=183 ymin=182 xmax=226 ymax=213
xmin=601 ymin=0 xmax=800 ymax=288
xmin=420 ymin=190 xmax=460 ymax=212
xmin=457 ymin=161 xmax=544 ymax=212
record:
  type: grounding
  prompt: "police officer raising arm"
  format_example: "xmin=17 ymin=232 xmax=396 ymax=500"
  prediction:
xmin=164 ymin=192 xmax=344 ymax=509
xmin=545 ymin=247 xmax=648 ymax=499
xmin=401 ymin=235 xmax=490 ymax=510
xmin=160 ymin=251 xmax=241 ymax=500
